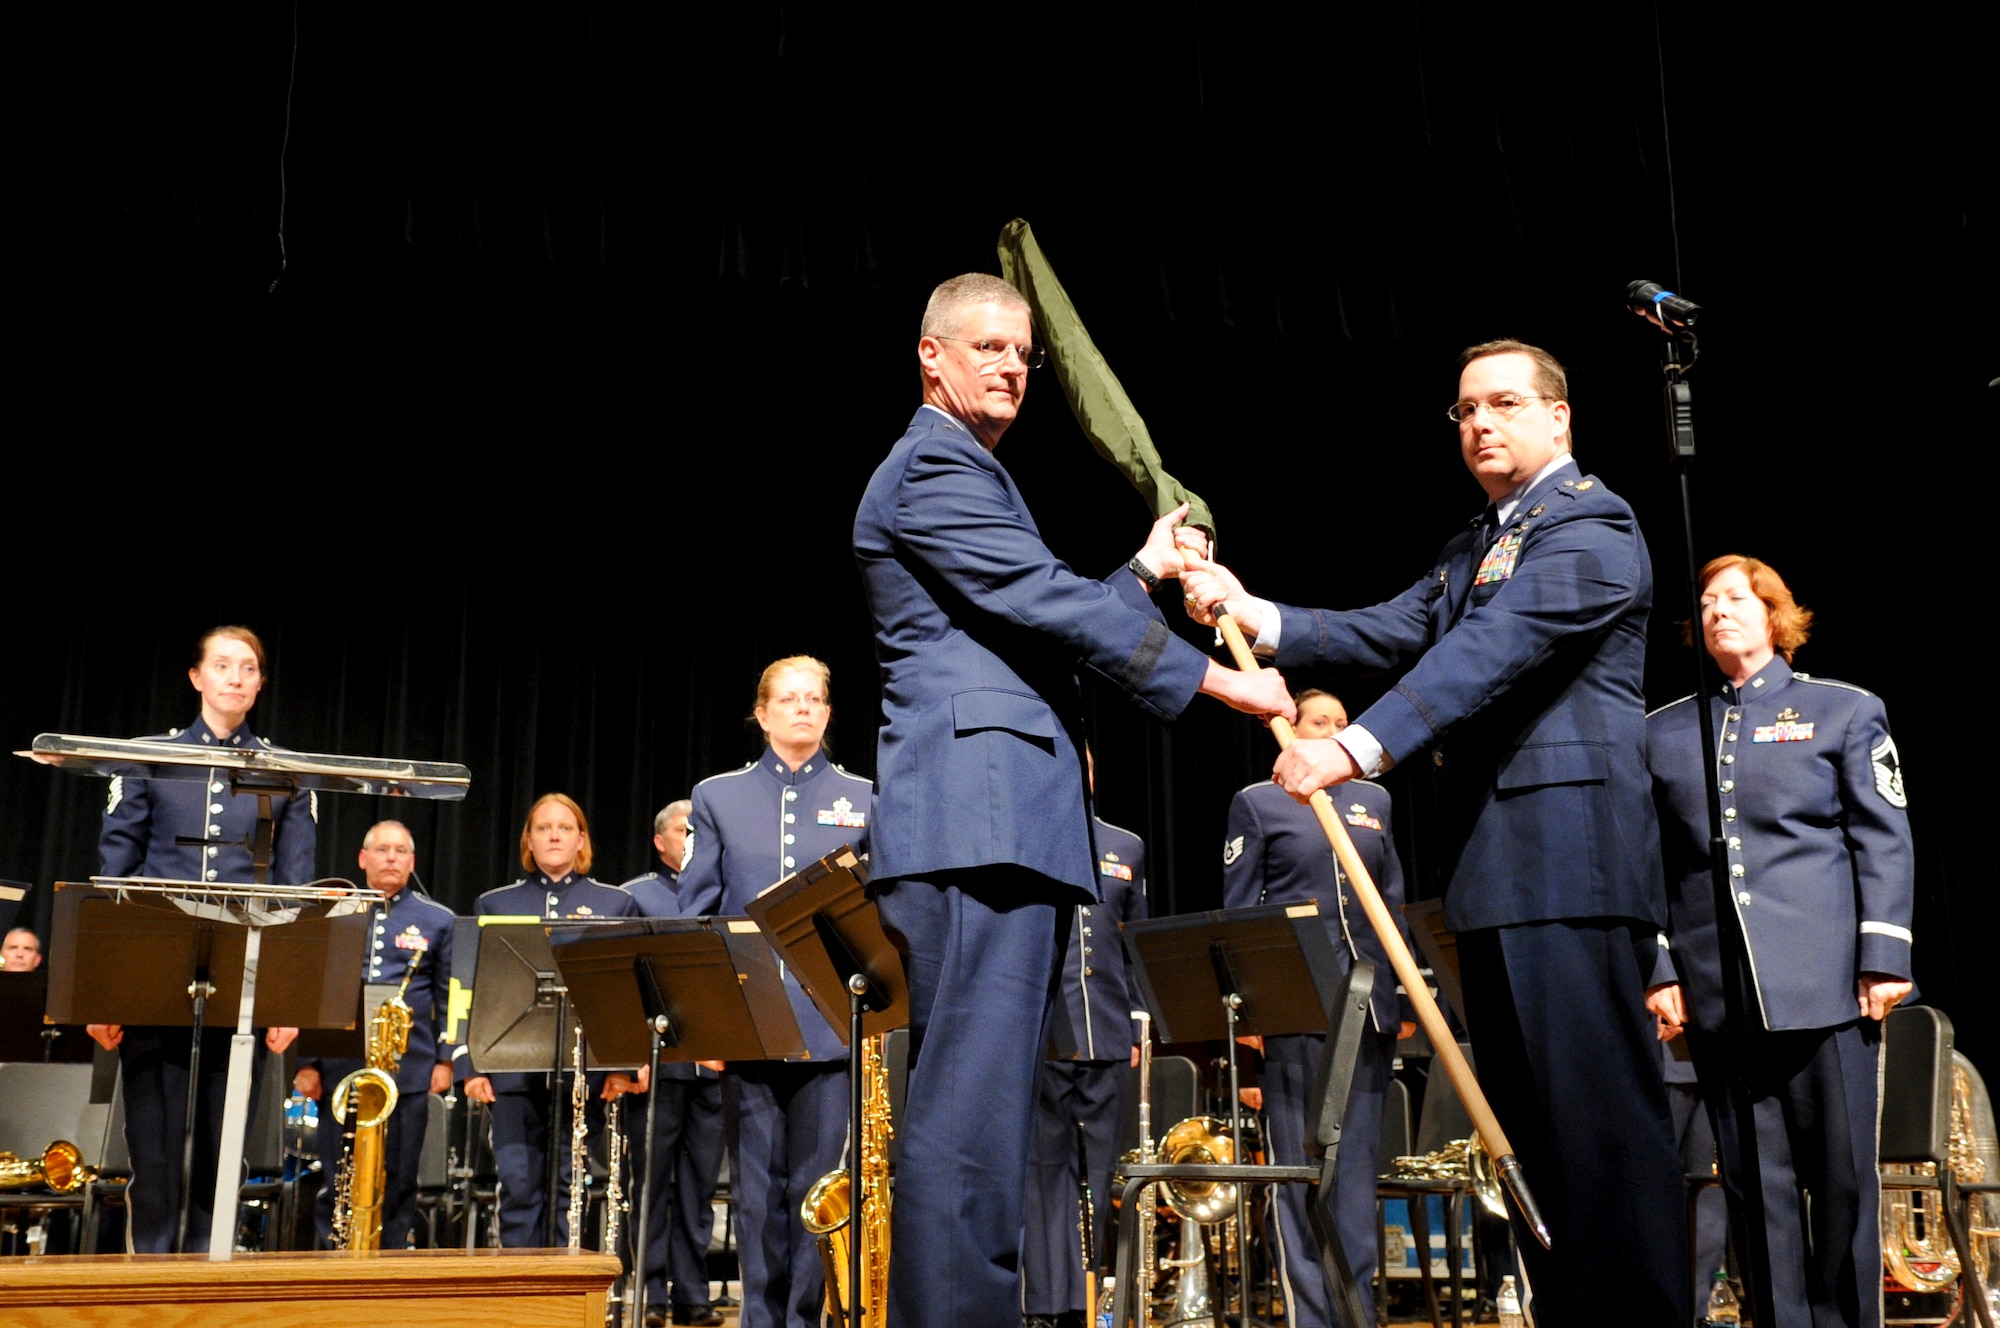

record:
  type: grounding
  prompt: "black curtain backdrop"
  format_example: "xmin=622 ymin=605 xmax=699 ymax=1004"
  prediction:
xmin=12 ymin=5 xmax=1991 ymax=1066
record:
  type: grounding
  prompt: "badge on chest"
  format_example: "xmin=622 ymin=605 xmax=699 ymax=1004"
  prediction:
xmin=817 ymin=795 xmax=867 ymax=828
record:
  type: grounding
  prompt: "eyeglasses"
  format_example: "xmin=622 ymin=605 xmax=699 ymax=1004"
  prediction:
xmin=935 ymin=336 xmax=1046 ymax=370
xmin=1446 ymin=394 xmax=1551 ymax=424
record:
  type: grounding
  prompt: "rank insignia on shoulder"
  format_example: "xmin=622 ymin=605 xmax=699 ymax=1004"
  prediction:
xmin=1752 ymin=721 xmax=1814 ymax=743
xmin=1474 ymin=532 xmax=1522 ymax=585
xmin=1574 ymin=480 xmax=1594 ymax=491
xmin=1223 ymin=835 xmax=1244 ymax=865
xmin=1099 ymin=859 xmax=1134 ymax=881
xmin=817 ymin=795 xmax=868 ymax=828
xmin=1872 ymin=736 xmax=1908 ymax=808
xmin=1344 ymin=805 xmax=1383 ymax=830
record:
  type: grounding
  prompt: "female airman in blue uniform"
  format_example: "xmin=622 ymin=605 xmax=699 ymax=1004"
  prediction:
xmin=674 ymin=657 xmax=873 ymax=1328
xmin=460 ymin=792 xmax=637 ymax=1246
xmin=92 ymin=625 xmax=317 ymax=1253
xmin=1647 ymin=557 xmax=1914 ymax=1328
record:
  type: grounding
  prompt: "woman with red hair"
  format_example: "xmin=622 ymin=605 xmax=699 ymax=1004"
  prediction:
xmin=1646 ymin=557 xmax=1914 ymax=1328
xmin=461 ymin=793 xmax=637 ymax=1246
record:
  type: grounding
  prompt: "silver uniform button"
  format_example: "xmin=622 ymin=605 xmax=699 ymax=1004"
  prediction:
xmin=210 ymin=782 xmax=224 ymax=794
xmin=1730 ymin=864 xmax=1745 ymax=878
xmin=1082 ymin=967 xmax=1094 ymax=977
xmin=784 ymin=857 xmax=795 ymax=869
xmin=208 ymin=824 xmax=221 ymax=836
xmin=1720 ymin=780 xmax=1735 ymax=793
xmin=1724 ymin=807 xmax=1737 ymax=820
xmin=1081 ymin=926 xmax=1093 ymax=937
xmin=1738 ymin=892 xmax=1753 ymax=905
xmin=1728 ymin=837 xmax=1742 ymax=850
xmin=784 ymin=789 xmax=798 ymax=802
xmin=374 ymin=940 xmax=385 ymax=950
xmin=209 ymin=803 xmax=224 ymax=815
xmin=785 ymin=813 xmax=796 ymax=824
xmin=206 ymin=869 xmax=219 ymax=881
xmin=784 ymin=834 xmax=795 ymax=845
xmin=1080 ymin=906 xmax=1092 ymax=916
xmin=1722 ymin=754 xmax=1735 ymax=764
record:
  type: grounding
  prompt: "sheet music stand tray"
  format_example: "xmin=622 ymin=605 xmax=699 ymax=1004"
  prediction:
xmin=554 ymin=917 xmax=808 ymax=1324
xmin=1112 ymin=903 xmax=1373 ymax=1328
xmin=742 ymin=846 xmax=907 ymax=1328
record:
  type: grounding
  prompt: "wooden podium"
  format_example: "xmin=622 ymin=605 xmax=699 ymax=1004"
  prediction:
xmin=0 ymin=1247 xmax=620 ymax=1326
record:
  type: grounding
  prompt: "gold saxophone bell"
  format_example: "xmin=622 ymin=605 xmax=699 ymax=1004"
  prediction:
xmin=803 ymin=1032 xmax=893 ymax=1325
xmin=0 ymin=1141 xmax=95 ymax=1194
xmin=1159 ymin=1116 xmax=1237 ymax=1224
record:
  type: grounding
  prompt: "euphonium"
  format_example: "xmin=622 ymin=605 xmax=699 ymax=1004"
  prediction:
xmin=1884 ymin=1050 xmax=1998 ymax=1294
xmin=0 ymin=1140 xmax=95 ymax=1194
xmin=330 ymin=949 xmax=420 ymax=1250
xmin=803 ymin=1032 xmax=893 ymax=1324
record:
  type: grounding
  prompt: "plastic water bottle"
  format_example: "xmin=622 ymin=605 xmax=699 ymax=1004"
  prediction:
xmin=1095 ymin=1275 xmax=1116 ymax=1328
xmin=1497 ymin=1274 xmax=1523 ymax=1328
xmin=1705 ymin=1268 xmax=1741 ymax=1325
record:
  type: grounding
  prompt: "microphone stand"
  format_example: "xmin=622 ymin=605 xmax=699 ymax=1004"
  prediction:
xmin=1652 ymin=321 xmax=1778 ymax=1328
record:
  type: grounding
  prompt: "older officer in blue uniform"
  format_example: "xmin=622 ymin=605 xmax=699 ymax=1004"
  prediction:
xmin=460 ymin=793 xmax=637 ymax=1246
xmin=1647 ymin=556 xmax=1913 ymax=1328
xmin=1022 ymin=774 xmax=1148 ymax=1328
xmin=615 ymin=800 xmax=727 ymax=1328
xmin=853 ymin=272 xmax=1292 ymax=1328
xmin=91 ymin=625 xmax=316 ymax=1254
xmin=674 ymin=657 xmax=875 ymax=1328
xmin=1183 ymin=340 xmax=1689 ymax=1327
xmin=295 ymin=820 xmax=454 ymax=1249
xmin=1222 ymin=690 xmax=1413 ymax=1328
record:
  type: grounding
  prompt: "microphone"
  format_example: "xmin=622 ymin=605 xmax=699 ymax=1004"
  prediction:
xmin=1626 ymin=280 xmax=1702 ymax=330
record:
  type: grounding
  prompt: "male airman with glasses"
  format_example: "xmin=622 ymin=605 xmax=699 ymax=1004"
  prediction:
xmin=1182 ymin=340 xmax=1689 ymax=1327
xmin=855 ymin=272 xmax=1292 ymax=1328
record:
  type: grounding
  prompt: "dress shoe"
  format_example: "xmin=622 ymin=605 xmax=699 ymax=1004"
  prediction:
xmin=672 ymin=1308 xmax=725 ymax=1327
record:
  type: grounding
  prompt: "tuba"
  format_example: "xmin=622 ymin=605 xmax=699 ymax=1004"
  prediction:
xmin=330 ymin=949 xmax=420 ymax=1250
xmin=1884 ymin=1049 xmax=1998 ymax=1296
xmin=0 ymin=1141 xmax=95 ymax=1194
xmin=803 ymin=1032 xmax=893 ymax=1325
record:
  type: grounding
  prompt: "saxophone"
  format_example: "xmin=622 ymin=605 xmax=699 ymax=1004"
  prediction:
xmin=802 ymin=1032 xmax=893 ymax=1324
xmin=330 ymin=949 xmax=420 ymax=1250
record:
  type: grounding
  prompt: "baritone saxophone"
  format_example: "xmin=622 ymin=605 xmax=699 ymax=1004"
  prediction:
xmin=803 ymin=1032 xmax=893 ymax=1324
xmin=330 ymin=947 xmax=420 ymax=1250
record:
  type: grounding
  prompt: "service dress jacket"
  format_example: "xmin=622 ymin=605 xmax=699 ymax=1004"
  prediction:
xmin=1647 ymin=659 xmax=1914 ymax=1032
xmin=1269 ymin=468 xmax=1664 ymax=932
xmin=1222 ymin=777 xmax=1411 ymax=1031
xmin=853 ymin=406 xmax=1210 ymax=900
xmin=675 ymin=748 xmax=874 ymax=1062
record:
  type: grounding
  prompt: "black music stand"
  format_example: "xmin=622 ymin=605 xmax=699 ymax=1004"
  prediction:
xmin=0 ymin=971 xmax=97 ymax=1065
xmin=553 ymin=917 xmax=808 ymax=1327
xmin=465 ymin=918 xmax=636 ymax=1247
xmin=1113 ymin=903 xmax=1371 ymax=1328
xmin=46 ymin=882 xmax=368 ymax=1255
xmin=742 ymin=847 xmax=908 ymax=1328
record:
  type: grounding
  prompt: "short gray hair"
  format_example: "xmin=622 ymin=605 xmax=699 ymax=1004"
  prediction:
xmin=921 ymin=273 xmax=1029 ymax=340
xmin=654 ymin=800 xmax=692 ymax=837
xmin=362 ymin=819 xmax=414 ymax=852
